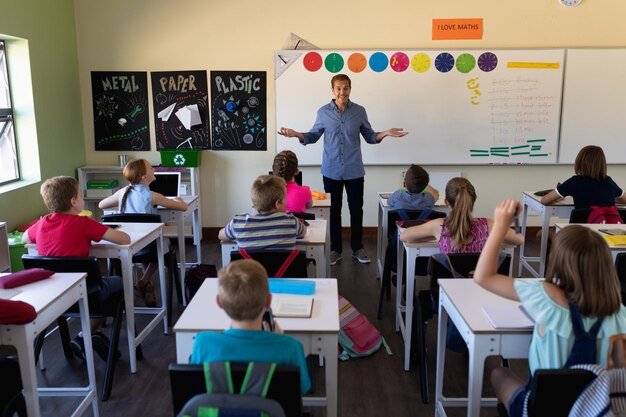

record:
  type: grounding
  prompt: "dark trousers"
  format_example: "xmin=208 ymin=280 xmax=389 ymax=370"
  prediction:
xmin=323 ymin=176 xmax=364 ymax=253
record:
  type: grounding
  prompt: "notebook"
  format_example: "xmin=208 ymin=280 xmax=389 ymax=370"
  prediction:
xmin=481 ymin=305 xmax=534 ymax=329
xmin=150 ymin=172 xmax=181 ymax=197
xmin=604 ymin=235 xmax=626 ymax=246
xmin=270 ymin=295 xmax=314 ymax=318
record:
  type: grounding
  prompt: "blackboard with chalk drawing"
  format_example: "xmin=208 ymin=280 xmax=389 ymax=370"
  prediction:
xmin=275 ymin=49 xmax=565 ymax=165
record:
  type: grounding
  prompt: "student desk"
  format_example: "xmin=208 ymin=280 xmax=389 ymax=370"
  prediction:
xmin=376 ymin=192 xmax=448 ymax=279
xmin=555 ymin=223 xmax=626 ymax=261
xmin=435 ymin=279 xmax=533 ymax=417
xmin=0 ymin=273 xmax=99 ymax=417
xmin=395 ymin=230 xmax=516 ymax=372
xmin=103 ymin=194 xmax=201 ymax=305
xmin=27 ymin=222 xmax=167 ymax=374
xmin=220 ymin=219 xmax=329 ymax=278
xmin=174 ymin=278 xmax=340 ymax=417
xmin=308 ymin=195 xmax=330 ymax=251
xmin=518 ymin=192 xmax=574 ymax=278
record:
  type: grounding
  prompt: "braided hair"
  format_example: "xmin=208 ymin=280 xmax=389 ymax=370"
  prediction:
xmin=120 ymin=159 xmax=148 ymax=213
xmin=272 ymin=150 xmax=299 ymax=182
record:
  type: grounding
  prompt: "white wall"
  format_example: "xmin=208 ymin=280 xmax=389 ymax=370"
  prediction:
xmin=73 ymin=0 xmax=626 ymax=227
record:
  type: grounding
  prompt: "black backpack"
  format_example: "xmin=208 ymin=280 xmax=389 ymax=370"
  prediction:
xmin=184 ymin=264 xmax=218 ymax=302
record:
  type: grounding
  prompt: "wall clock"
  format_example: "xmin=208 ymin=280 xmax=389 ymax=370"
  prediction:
xmin=560 ymin=0 xmax=582 ymax=7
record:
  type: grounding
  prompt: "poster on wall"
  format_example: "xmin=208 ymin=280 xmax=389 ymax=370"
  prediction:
xmin=91 ymin=71 xmax=150 ymax=151
xmin=150 ymin=70 xmax=210 ymax=150
xmin=210 ymin=71 xmax=266 ymax=151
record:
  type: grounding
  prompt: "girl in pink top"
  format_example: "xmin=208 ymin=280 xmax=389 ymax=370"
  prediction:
xmin=400 ymin=177 xmax=523 ymax=252
xmin=272 ymin=150 xmax=313 ymax=213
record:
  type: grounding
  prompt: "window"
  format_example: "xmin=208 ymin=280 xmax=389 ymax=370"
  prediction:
xmin=0 ymin=40 xmax=19 ymax=185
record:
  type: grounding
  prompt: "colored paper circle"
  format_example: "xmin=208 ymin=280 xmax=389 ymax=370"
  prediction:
xmin=478 ymin=52 xmax=498 ymax=72
xmin=434 ymin=52 xmax=455 ymax=73
xmin=456 ymin=53 xmax=476 ymax=73
xmin=390 ymin=52 xmax=409 ymax=72
xmin=369 ymin=52 xmax=388 ymax=72
xmin=324 ymin=53 xmax=344 ymax=73
xmin=411 ymin=53 xmax=431 ymax=73
xmin=303 ymin=52 xmax=323 ymax=72
xmin=347 ymin=53 xmax=367 ymax=73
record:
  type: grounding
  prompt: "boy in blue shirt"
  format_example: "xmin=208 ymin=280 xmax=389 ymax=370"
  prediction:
xmin=190 ymin=259 xmax=311 ymax=395
xmin=389 ymin=164 xmax=439 ymax=211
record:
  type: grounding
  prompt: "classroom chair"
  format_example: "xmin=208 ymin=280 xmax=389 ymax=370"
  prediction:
xmin=497 ymin=368 xmax=597 ymax=417
xmin=289 ymin=211 xmax=315 ymax=221
xmin=377 ymin=209 xmax=447 ymax=320
xmin=101 ymin=213 xmax=182 ymax=326
xmin=230 ymin=249 xmax=308 ymax=278
xmin=568 ymin=207 xmax=626 ymax=223
xmin=21 ymin=255 xmax=125 ymax=401
xmin=0 ymin=357 xmax=26 ymax=417
xmin=169 ymin=363 xmax=302 ymax=417
xmin=615 ymin=253 xmax=626 ymax=306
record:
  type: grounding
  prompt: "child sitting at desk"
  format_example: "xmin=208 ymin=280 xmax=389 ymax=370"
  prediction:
xmin=540 ymin=145 xmax=626 ymax=209
xmin=22 ymin=176 xmax=130 ymax=361
xmin=190 ymin=259 xmax=311 ymax=394
xmin=218 ymin=175 xmax=306 ymax=250
xmin=272 ymin=150 xmax=313 ymax=213
xmin=400 ymin=177 xmax=523 ymax=252
xmin=388 ymin=164 xmax=439 ymax=211
xmin=473 ymin=200 xmax=626 ymax=417
xmin=99 ymin=158 xmax=188 ymax=307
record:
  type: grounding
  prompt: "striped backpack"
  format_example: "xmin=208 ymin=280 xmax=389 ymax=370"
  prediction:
xmin=338 ymin=296 xmax=392 ymax=360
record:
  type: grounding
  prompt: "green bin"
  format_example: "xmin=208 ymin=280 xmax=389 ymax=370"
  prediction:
xmin=8 ymin=230 xmax=27 ymax=272
xmin=160 ymin=149 xmax=200 ymax=167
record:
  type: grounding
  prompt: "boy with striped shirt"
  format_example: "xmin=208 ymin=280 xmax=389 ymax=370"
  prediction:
xmin=218 ymin=175 xmax=306 ymax=250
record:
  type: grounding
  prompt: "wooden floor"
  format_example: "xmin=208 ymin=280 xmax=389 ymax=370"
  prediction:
xmin=28 ymin=233 xmax=536 ymax=417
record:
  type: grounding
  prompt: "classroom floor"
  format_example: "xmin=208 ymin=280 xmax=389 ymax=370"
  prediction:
xmin=28 ymin=232 xmax=537 ymax=417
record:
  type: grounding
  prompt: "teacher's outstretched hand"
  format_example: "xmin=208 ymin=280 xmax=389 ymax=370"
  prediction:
xmin=375 ymin=128 xmax=408 ymax=142
xmin=278 ymin=127 xmax=304 ymax=142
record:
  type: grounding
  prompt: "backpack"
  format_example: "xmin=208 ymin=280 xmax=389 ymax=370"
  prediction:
xmin=185 ymin=264 xmax=218 ymax=302
xmin=567 ymin=365 xmax=626 ymax=417
xmin=177 ymin=362 xmax=286 ymax=417
xmin=338 ymin=296 xmax=392 ymax=360
xmin=588 ymin=205 xmax=624 ymax=224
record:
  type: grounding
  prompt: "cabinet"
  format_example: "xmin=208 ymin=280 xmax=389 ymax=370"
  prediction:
xmin=0 ymin=222 xmax=10 ymax=273
xmin=77 ymin=166 xmax=201 ymax=237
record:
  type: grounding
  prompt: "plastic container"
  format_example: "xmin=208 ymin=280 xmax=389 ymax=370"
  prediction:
xmin=160 ymin=150 xmax=201 ymax=167
xmin=7 ymin=230 xmax=26 ymax=272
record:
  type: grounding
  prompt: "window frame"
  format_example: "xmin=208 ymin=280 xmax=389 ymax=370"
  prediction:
xmin=0 ymin=39 xmax=20 ymax=186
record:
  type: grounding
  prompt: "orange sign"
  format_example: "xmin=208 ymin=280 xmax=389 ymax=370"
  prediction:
xmin=432 ymin=18 xmax=483 ymax=40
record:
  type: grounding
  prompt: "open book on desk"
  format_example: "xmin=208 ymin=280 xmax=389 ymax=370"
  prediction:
xmin=481 ymin=305 xmax=534 ymax=329
xmin=271 ymin=295 xmax=314 ymax=318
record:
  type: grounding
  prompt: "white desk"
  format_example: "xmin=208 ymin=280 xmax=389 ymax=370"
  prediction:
xmin=435 ymin=279 xmax=533 ymax=417
xmin=555 ymin=223 xmax=626 ymax=261
xmin=27 ymin=222 xmax=168 ymax=373
xmin=174 ymin=278 xmax=339 ymax=417
xmin=308 ymin=197 xmax=330 ymax=257
xmin=104 ymin=195 xmax=202 ymax=305
xmin=518 ymin=192 xmax=574 ymax=278
xmin=376 ymin=192 xmax=448 ymax=279
xmin=221 ymin=219 xmax=329 ymax=278
xmin=0 ymin=273 xmax=99 ymax=417
xmin=396 ymin=230 xmax=516 ymax=372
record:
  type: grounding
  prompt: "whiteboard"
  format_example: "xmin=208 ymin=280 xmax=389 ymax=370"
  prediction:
xmin=276 ymin=49 xmax=565 ymax=165
xmin=559 ymin=49 xmax=626 ymax=164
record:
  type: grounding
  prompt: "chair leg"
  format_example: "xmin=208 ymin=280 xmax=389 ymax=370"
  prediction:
xmin=33 ymin=331 xmax=46 ymax=368
xmin=415 ymin=301 xmax=429 ymax=404
xmin=166 ymin=251 xmax=181 ymax=327
xmin=377 ymin=272 xmax=388 ymax=320
xmin=101 ymin=300 xmax=124 ymax=401
xmin=57 ymin=317 xmax=73 ymax=359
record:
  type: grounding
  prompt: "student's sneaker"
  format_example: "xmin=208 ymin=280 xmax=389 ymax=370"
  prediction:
xmin=70 ymin=335 xmax=86 ymax=361
xmin=138 ymin=280 xmax=157 ymax=307
xmin=352 ymin=249 xmax=371 ymax=264
xmin=92 ymin=331 xmax=122 ymax=361
xmin=330 ymin=251 xmax=342 ymax=266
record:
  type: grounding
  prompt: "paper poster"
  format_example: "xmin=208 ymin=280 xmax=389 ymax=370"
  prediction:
xmin=91 ymin=71 xmax=150 ymax=151
xmin=151 ymin=70 xmax=210 ymax=150
xmin=210 ymin=71 xmax=267 ymax=151
xmin=432 ymin=18 xmax=483 ymax=40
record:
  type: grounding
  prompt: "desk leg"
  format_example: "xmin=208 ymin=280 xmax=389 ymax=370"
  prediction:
xmin=377 ymin=203 xmax=383 ymax=279
xmin=517 ymin=202 xmax=529 ymax=277
xmin=435 ymin=294 xmax=448 ymax=417
xmin=157 ymin=234 xmax=168 ymax=333
xmin=467 ymin=335 xmax=491 ymax=417
xmin=121 ymin=252 xmax=137 ymax=373
xmin=320 ymin=334 xmax=338 ymax=417
xmin=404 ymin=250 xmax=417 ymax=372
xmin=176 ymin=212 xmax=187 ymax=305
xmin=395 ymin=234 xmax=404 ymax=332
xmin=14 ymin=328 xmax=40 ymax=417
xmin=78 ymin=290 xmax=99 ymax=417
xmin=539 ymin=207 xmax=551 ymax=277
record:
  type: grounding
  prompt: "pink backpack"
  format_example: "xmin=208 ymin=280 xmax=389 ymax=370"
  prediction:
xmin=338 ymin=296 xmax=391 ymax=360
xmin=588 ymin=205 xmax=623 ymax=224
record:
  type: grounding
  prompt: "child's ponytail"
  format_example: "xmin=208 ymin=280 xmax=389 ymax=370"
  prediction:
xmin=120 ymin=159 xmax=148 ymax=213
xmin=443 ymin=177 xmax=477 ymax=249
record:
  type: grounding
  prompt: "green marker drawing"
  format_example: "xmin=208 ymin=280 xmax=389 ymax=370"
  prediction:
xmin=529 ymin=153 xmax=549 ymax=157
xmin=511 ymin=145 xmax=530 ymax=150
xmin=512 ymin=152 xmax=530 ymax=156
xmin=527 ymin=139 xmax=546 ymax=143
xmin=469 ymin=150 xmax=489 ymax=153
xmin=470 ymin=154 xmax=489 ymax=157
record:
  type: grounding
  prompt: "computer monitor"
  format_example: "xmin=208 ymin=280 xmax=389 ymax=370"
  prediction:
xmin=268 ymin=171 xmax=302 ymax=186
xmin=150 ymin=172 xmax=181 ymax=197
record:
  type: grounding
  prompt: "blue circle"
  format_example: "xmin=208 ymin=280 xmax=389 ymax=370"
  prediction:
xmin=369 ymin=52 xmax=388 ymax=72
xmin=434 ymin=52 xmax=455 ymax=73
xmin=226 ymin=101 xmax=237 ymax=112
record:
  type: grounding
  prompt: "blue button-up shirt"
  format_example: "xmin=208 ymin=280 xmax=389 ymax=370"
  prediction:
xmin=302 ymin=100 xmax=378 ymax=180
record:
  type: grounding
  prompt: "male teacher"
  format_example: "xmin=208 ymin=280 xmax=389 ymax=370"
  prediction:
xmin=278 ymin=74 xmax=407 ymax=266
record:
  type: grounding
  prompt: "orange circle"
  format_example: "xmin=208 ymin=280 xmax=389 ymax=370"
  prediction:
xmin=347 ymin=53 xmax=367 ymax=73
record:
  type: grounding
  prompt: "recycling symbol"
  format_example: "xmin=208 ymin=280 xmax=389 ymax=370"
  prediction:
xmin=173 ymin=154 xmax=186 ymax=166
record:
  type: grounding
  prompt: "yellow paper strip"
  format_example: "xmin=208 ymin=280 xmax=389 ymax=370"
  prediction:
xmin=507 ymin=62 xmax=560 ymax=69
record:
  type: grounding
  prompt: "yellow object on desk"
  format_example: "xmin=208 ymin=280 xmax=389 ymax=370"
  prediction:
xmin=311 ymin=190 xmax=327 ymax=200
xmin=604 ymin=235 xmax=626 ymax=246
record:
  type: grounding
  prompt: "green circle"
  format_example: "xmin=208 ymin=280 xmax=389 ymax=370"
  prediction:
xmin=456 ymin=53 xmax=476 ymax=73
xmin=324 ymin=53 xmax=344 ymax=73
